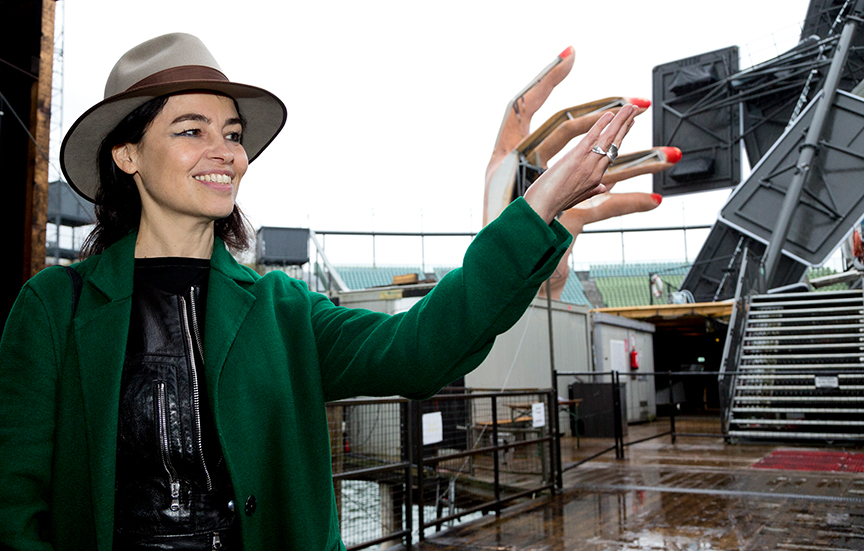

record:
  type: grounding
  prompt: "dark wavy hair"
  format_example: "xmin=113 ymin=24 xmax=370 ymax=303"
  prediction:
xmin=80 ymin=94 xmax=253 ymax=257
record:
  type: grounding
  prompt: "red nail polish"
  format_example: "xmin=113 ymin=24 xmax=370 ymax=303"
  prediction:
xmin=559 ymin=46 xmax=574 ymax=59
xmin=661 ymin=147 xmax=682 ymax=164
xmin=651 ymin=193 xmax=663 ymax=205
xmin=628 ymin=97 xmax=651 ymax=109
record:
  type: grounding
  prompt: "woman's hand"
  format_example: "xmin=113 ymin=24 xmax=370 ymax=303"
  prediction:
xmin=522 ymin=104 xmax=639 ymax=224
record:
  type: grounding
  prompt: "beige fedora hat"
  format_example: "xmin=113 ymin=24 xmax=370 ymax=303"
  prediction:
xmin=60 ymin=32 xmax=287 ymax=202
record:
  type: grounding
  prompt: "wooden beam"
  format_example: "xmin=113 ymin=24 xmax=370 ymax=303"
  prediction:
xmin=26 ymin=0 xmax=54 ymax=277
xmin=592 ymin=301 xmax=734 ymax=321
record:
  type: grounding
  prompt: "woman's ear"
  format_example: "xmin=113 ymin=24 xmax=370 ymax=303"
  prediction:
xmin=111 ymin=143 xmax=137 ymax=175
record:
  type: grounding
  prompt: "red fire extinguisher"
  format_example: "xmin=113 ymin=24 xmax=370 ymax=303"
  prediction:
xmin=629 ymin=349 xmax=639 ymax=370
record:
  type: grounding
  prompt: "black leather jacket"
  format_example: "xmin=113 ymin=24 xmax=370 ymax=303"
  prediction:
xmin=113 ymin=282 xmax=239 ymax=550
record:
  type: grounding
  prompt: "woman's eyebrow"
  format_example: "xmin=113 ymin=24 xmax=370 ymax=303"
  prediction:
xmin=171 ymin=113 xmax=210 ymax=125
xmin=169 ymin=113 xmax=244 ymax=128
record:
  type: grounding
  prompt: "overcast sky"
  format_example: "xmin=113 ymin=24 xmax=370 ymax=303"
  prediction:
xmin=55 ymin=0 xmax=815 ymax=267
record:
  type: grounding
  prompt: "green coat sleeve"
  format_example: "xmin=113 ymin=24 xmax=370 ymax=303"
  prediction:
xmin=314 ymin=198 xmax=572 ymax=401
xmin=0 ymin=269 xmax=69 ymax=551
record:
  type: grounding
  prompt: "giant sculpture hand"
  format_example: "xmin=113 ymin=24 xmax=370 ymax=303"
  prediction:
xmin=484 ymin=46 xmax=682 ymax=300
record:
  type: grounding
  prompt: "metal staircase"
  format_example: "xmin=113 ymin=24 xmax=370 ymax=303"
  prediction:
xmin=727 ymin=289 xmax=864 ymax=442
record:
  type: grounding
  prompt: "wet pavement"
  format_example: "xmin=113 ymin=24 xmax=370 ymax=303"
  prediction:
xmin=401 ymin=419 xmax=864 ymax=551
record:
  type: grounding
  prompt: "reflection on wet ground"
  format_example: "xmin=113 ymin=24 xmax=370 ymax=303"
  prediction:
xmin=403 ymin=418 xmax=864 ymax=551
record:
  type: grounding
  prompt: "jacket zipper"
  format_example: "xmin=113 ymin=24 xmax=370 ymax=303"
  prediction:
xmin=155 ymin=381 xmax=181 ymax=512
xmin=212 ymin=532 xmax=222 ymax=550
xmin=181 ymin=290 xmax=213 ymax=491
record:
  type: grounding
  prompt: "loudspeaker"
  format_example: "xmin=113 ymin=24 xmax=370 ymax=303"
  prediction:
xmin=256 ymin=227 xmax=309 ymax=266
xmin=652 ymin=46 xmax=741 ymax=196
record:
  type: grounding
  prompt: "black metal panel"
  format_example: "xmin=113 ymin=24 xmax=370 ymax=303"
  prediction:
xmin=256 ymin=227 xmax=310 ymax=265
xmin=738 ymin=36 xmax=827 ymax=165
xmin=680 ymin=221 xmax=807 ymax=302
xmin=739 ymin=0 xmax=864 ymax=167
xmin=567 ymin=383 xmax=627 ymax=438
xmin=721 ymin=90 xmax=864 ymax=266
xmin=652 ymin=46 xmax=741 ymax=196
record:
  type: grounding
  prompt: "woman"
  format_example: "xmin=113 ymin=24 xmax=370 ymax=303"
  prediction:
xmin=0 ymin=34 xmax=638 ymax=550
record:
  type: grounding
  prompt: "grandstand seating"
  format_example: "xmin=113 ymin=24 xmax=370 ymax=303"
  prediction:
xmin=560 ymin=272 xmax=591 ymax=306
xmin=334 ymin=263 xmax=851 ymax=309
xmin=337 ymin=266 xmax=423 ymax=290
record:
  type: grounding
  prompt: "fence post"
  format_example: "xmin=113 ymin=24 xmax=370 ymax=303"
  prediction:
xmin=668 ymin=371 xmax=676 ymax=444
xmin=612 ymin=371 xmax=624 ymax=460
xmin=491 ymin=395 xmax=501 ymax=517
xmin=547 ymin=390 xmax=562 ymax=492
xmin=403 ymin=400 xmax=413 ymax=549
xmin=414 ymin=400 xmax=425 ymax=541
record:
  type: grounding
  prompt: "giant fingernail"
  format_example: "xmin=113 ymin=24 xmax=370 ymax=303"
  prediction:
xmin=651 ymin=193 xmax=663 ymax=205
xmin=628 ymin=97 xmax=651 ymax=109
xmin=559 ymin=46 xmax=574 ymax=59
xmin=661 ymin=147 xmax=682 ymax=164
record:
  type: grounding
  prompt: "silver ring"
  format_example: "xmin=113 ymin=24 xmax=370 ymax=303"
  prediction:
xmin=591 ymin=145 xmax=606 ymax=156
xmin=607 ymin=143 xmax=619 ymax=164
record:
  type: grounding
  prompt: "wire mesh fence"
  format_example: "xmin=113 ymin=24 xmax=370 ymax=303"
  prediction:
xmin=327 ymin=389 xmax=559 ymax=550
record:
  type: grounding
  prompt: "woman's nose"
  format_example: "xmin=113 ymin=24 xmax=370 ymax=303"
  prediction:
xmin=208 ymin=135 xmax=235 ymax=163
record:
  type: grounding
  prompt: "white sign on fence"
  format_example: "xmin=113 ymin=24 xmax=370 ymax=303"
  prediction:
xmin=532 ymin=402 xmax=546 ymax=428
xmin=422 ymin=411 xmax=443 ymax=445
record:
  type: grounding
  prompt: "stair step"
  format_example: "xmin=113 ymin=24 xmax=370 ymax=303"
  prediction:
xmin=746 ymin=314 xmax=863 ymax=325
xmin=750 ymin=297 xmax=864 ymax=309
xmin=750 ymin=306 xmax=863 ymax=317
xmin=728 ymin=419 xmax=864 ymax=426
xmin=737 ymin=374 xmax=863 ymax=380
xmin=752 ymin=290 xmax=863 ymax=301
xmin=745 ymin=323 xmax=864 ymax=333
xmin=731 ymin=407 xmax=864 ymax=413
xmin=738 ymin=363 xmax=864 ymax=370
xmin=736 ymin=384 xmax=864 ymax=390
xmin=745 ymin=334 xmax=864 ymax=343
xmin=727 ymin=430 xmax=864 ymax=440
xmin=740 ymin=352 xmax=864 ymax=360
xmin=734 ymin=396 xmax=864 ymax=402
xmin=743 ymin=342 xmax=864 ymax=351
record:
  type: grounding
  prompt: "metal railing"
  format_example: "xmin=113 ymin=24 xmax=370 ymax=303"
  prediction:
xmin=555 ymin=369 xmax=742 ymax=473
xmin=719 ymin=244 xmax=761 ymax=432
xmin=327 ymin=388 xmax=560 ymax=550
xmin=329 ymin=368 xmax=864 ymax=548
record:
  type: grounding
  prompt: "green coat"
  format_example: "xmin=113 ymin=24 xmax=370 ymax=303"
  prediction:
xmin=0 ymin=198 xmax=571 ymax=550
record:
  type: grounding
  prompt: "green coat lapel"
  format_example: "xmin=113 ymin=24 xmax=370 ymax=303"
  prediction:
xmin=73 ymin=233 xmax=136 ymax=547
xmin=203 ymin=240 xmax=257 ymax=411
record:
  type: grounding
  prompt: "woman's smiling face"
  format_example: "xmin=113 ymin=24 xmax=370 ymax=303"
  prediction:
xmin=113 ymin=92 xmax=248 ymax=226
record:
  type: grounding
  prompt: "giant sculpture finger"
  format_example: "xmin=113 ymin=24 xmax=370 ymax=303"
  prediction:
xmin=602 ymin=146 xmax=682 ymax=187
xmin=485 ymin=95 xmax=651 ymax=225
xmin=484 ymin=48 xmax=683 ymax=300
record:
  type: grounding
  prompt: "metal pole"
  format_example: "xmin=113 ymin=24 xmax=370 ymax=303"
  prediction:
xmin=421 ymin=233 xmax=426 ymax=275
xmin=669 ymin=371 xmax=677 ymax=444
xmin=545 ymin=279 xmax=556 ymax=390
xmin=612 ymin=371 xmax=624 ymax=460
xmin=544 ymin=279 xmax=562 ymax=491
xmin=548 ymin=390 xmax=562 ymax=492
xmin=414 ymin=402 xmax=425 ymax=541
xmin=403 ymin=401 xmax=413 ymax=548
xmin=761 ymin=3 xmax=864 ymax=291
xmin=491 ymin=397 xmax=501 ymax=517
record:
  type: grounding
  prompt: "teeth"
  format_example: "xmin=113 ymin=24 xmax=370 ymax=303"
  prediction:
xmin=195 ymin=174 xmax=232 ymax=184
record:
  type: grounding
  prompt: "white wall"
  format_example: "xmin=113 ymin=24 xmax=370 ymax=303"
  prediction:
xmin=592 ymin=313 xmax=657 ymax=423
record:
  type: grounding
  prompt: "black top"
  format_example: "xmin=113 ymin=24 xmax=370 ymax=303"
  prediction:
xmin=134 ymin=257 xmax=210 ymax=317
